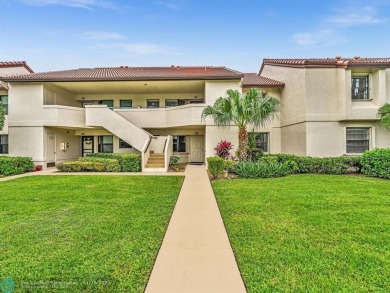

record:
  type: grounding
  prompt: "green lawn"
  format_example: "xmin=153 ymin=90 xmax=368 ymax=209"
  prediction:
xmin=213 ymin=175 xmax=390 ymax=293
xmin=0 ymin=175 xmax=183 ymax=292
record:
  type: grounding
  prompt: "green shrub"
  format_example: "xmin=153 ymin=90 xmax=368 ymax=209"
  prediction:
xmin=86 ymin=153 xmax=141 ymax=172
xmin=224 ymin=159 xmax=235 ymax=172
xmin=79 ymin=157 xmax=120 ymax=172
xmin=207 ymin=156 xmax=225 ymax=179
xmin=0 ymin=156 xmax=34 ymax=176
xmin=258 ymin=155 xmax=279 ymax=164
xmin=57 ymin=161 xmax=105 ymax=172
xmin=261 ymin=154 xmax=362 ymax=174
xmin=235 ymin=161 xmax=292 ymax=179
xmin=361 ymin=148 xmax=390 ymax=179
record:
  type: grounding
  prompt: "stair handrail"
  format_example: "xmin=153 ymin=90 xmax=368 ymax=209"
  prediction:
xmin=163 ymin=138 xmax=168 ymax=154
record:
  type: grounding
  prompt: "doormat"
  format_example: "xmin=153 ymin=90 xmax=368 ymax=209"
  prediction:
xmin=189 ymin=162 xmax=204 ymax=165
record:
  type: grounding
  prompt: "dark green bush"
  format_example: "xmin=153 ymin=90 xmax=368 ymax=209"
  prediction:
xmin=207 ymin=156 xmax=225 ymax=179
xmin=0 ymin=156 xmax=34 ymax=176
xmin=261 ymin=154 xmax=361 ymax=174
xmin=86 ymin=153 xmax=141 ymax=172
xmin=235 ymin=161 xmax=292 ymax=178
xmin=361 ymin=148 xmax=390 ymax=179
xmin=57 ymin=161 xmax=105 ymax=172
xmin=79 ymin=157 xmax=120 ymax=172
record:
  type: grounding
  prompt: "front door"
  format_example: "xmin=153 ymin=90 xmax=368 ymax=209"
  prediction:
xmin=47 ymin=133 xmax=56 ymax=167
xmin=82 ymin=136 xmax=94 ymax=157
xmin=190 ymin=136 xmax=205 ymax=163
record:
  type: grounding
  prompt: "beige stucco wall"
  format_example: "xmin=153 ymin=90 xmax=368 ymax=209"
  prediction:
xmin=280 ymin=123 xmax=306 ymax=156
xmin=44 ymin=85 xmax=80 ymax=107
xmin=44 ymin=127 xmax=81 ymax=163
xmin=9 ymin=126 xmax=45 ymax=163
xmin=0 ymin=66 xmax=31 ymax=76
xmin=204 ymin=80 xmax=241 ymax=105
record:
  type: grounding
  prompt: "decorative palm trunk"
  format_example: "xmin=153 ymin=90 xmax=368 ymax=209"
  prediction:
xmin=238 ymin=127 xmax=248 ymax=161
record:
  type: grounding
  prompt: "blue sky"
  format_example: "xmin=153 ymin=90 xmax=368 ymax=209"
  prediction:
xmin=1 ymin=0 xmax=390 ymax=73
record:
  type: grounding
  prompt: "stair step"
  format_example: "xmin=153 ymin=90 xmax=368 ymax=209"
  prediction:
xmin=146 ymin=164 xmax=165 ymax=168
xmin=148 ymin=158 xmax=165 ymax=162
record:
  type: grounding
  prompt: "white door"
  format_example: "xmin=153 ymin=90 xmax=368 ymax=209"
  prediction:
xmin=47 ymin=133 xmax=56 ymax=164
xmin=190 ymin=136 xmax=205 ymax=163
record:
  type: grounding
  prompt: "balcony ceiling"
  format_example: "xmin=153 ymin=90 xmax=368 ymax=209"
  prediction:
xmin=47 ymin=80 xmax=205 ymax=94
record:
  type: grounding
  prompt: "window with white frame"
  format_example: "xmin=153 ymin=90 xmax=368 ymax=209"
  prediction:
xmin=147 ymin=99 xmax=160 ymax=108
xmin=119 ymin=139 xmax=132 ymax=148
xmin=173 ymin=136 xmax=186 ymax=152
xmin=98 ymin=135 xmax=113 ymax=153
xmin=0 ymin=135 xmax=8 ymax=154
xmin=351 ymin=75 xmax=370 ymax=100
xmin=249 ymin=132 xmax=269 ymax=153
xmin=346 ymin=128 xmax=370 ymax=153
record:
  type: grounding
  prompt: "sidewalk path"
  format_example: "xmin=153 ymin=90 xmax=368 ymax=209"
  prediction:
xmin=145 ymin=165 xmax=246 ymax=293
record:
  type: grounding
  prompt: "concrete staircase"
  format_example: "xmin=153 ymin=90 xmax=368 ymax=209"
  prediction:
xmin=146 ymin=153 xmax=165 ymax=168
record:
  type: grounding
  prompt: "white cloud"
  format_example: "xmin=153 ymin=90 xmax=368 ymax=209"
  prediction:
xmin=292 ymin=30 xmax=345 ymax=46
xmin=78 ymin=31 xmax=124 ymax=40
xmin=154 ymin=0 xmax=184 ymax=10
xmin=22 ymin=0 xmax=116 ymax=10
xmin=328 ymin=6 xmax=387 ymax=26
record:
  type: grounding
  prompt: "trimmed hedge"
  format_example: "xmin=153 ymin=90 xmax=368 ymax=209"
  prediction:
xmin=207 ymin=156 xmax=225 ymax=179
xmin=57 ymin=161 xmax=105 ymax=172
xmin=361 ymin=148 xmax=390 ymax=179
xmin=86 ymin=153 xmax=141 ymax=172
xmin=262 ymin=154 xmax=362 ymax=175
xmin=0 ymin=156 xmax=34 ymax=176
xmin=235 ymin=161 xmax=294 ymax=179
xmin=79 ymin=157 xmax=120 ymax=172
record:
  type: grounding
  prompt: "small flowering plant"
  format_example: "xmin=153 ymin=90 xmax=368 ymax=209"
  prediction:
xmin=214 ymin=140 xmax=233 ymax=160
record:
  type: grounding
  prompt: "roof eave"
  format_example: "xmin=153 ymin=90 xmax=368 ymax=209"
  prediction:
xmin=242 ymin=84 xmax=284 ymax=88
xmin=3 ymin=75 xmax=243 ymax=82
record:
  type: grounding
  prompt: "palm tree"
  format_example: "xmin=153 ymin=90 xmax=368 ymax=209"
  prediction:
xmin=202 ymin=88 xmax=280 ymax=161
xmin=378 ymin=103 xmax=390 ymax=129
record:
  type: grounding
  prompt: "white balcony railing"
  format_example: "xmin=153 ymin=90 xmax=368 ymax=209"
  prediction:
xmin=115 ymin=104 xmax=206 ymax=128
xmin=42 ymin=105 xmax=86 ymax=127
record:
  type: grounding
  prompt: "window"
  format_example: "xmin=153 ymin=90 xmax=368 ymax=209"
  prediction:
xmin=165 ymin=100 xmax=186 ymax=107
xmin=0 ymin=135 xmax=8 ymax=154
xmin=173 ymin=136 xmax=186 ymax=152
xmin=352 ymin=75 xmax=370 ymax=100
xmin=249 ymin=132 xmax=269 ymax=152
xmin=165 ymin=100 xmax=178 ymax=107
xmin=147 ymin=99 xmax=160 ymax=108
xmin=98 ymin=136 xmax=113 ymax=153
xmin=119 ymin=139 xmax=132 ymax=148
xmin=120 ymin=100 xmax=132 ymax=109
xmin=346 ymin=128 xmax=370 ymax=153
xmin=0 ymin=95 xmax=8 ymax=114
xmin=99 ymin=100 xmax=114 ymax=110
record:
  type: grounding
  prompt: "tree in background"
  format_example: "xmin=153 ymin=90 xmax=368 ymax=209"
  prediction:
xmin=0 ymin=102 xmax=5 ymax=131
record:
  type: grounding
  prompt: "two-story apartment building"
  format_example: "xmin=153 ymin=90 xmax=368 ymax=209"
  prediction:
xmin=2 ymin=57 xmax=390 ymax=171
xmin=0 ymin=61 xmax=34 ymax=155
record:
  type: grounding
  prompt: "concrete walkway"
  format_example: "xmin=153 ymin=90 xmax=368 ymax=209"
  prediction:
xmin=145 ymin=165 xmax=246 ymax=293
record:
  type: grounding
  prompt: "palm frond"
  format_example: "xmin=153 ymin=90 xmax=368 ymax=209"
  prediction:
xmin=378 ymin=103 xmax=390 ymax=129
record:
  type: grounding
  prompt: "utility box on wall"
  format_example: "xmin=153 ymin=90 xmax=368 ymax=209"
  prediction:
xmin=61 ymin=142 xmax=67 ymax=151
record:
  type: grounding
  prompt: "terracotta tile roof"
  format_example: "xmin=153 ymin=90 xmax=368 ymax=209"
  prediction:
xmin=0 ymin=61 xmax=34 ymax=73
xmin=243 ymin=73 xmax=284 ymax=88
xmin=260 ymin=57 xmax=390 ymax=73
xmin=2 ymin=66 xmax=243 ymax=82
